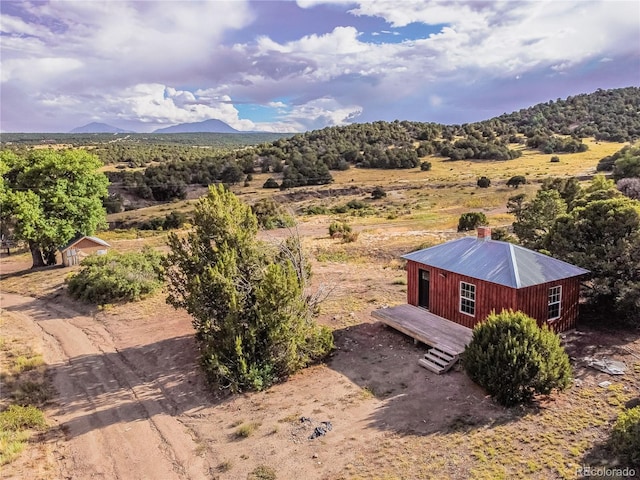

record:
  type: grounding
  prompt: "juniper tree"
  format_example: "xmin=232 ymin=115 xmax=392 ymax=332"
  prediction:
xmin=463 ymin=310 xmax=572 ymax=407
xmin=165 ymin=185 xmax=333 ymax=392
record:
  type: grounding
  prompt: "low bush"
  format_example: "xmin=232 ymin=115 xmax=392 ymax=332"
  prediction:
xmin=611 ymin=406 xmax=640 ymax=466
xmin=341 ymin=231 xmax=359 ymax=243
xmin=477 ymin=176 xmax=491 ymax=188
xmin=420 ymin=161 xmax=432 ymax=171
xmin=463 ymin=310 xmax=572 ymax=407
xmin=507 ymin=175 xmax=527 ymax=188
xmin=330 ymin=200 xmax=373 ymax=216
xmin=550 ymin=156 xmax=560 ymax=163
xmin=66 ymin=249 xmax=165 ymax=304
xmin=457 ymin=212 xmax=488 ymax=232
xmin=329 ymin=221 xmax=352 ymax=238
xmin=139 ymin=211 xmax=188 ymax=231
xmin=345 ymin=199 xmax=367 ymax=210
xmin=263 ymin=177 xmax=280 ymax=189
xmin=371 ymin=186 xmax=387 ymax=199
xmin=305 ymin=205 xmax=330 ymax=215
xmin=251 ymin=198 xmax=295 ymax=230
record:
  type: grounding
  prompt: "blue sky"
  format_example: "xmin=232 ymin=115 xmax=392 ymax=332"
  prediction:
xmin=1 ymin=0 xmax=638 ymax=133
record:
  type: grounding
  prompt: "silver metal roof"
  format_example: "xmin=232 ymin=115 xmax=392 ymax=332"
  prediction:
xmin=402 ymin=237 xmax=589 ymax=288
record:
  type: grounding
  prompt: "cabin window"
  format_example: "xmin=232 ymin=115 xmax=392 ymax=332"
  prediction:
xmin=548 ymin=286 xmax=562 ymax=320
xmin=460 ymin=282 xmax=476 ymax=316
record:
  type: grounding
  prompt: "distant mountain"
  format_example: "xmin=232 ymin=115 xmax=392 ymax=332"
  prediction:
xmin=153 ymin=119 xmax=239 ymax=134
xmin=70 ymin=122 xmax=134 ymax=133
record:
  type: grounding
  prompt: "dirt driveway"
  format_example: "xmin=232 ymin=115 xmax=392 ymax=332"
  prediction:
xmin=1 ymin=291 xmax=214 ymax=479
xmin=1 ymin=279 xmax=501 ymax=480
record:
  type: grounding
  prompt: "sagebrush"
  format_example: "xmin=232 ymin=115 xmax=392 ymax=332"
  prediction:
xmin=66 ymin=249 xmax=164 ymax=304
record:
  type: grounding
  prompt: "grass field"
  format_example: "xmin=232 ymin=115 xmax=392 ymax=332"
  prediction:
xmin=1 ymin=138 xmax=637 ymax=479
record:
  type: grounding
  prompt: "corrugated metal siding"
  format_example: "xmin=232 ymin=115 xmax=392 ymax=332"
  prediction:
xmin=407 ymin=260 xmax=580 ymax=331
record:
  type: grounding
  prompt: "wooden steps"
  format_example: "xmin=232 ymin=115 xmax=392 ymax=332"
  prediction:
xmin=418 ymin=345 xmax=460 ymax=374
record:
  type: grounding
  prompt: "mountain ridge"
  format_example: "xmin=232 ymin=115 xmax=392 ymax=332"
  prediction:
xmin=70 ymin=122 xmax=134 ymax=133
xmin=153 ymin=119 xmax=239 ymax=134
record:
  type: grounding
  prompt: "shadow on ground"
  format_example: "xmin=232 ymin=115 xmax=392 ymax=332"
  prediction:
xmin=327 ymin=321 xmax=531 ymax=436
xmin=41 ymin=334 xmax=232 ymax=439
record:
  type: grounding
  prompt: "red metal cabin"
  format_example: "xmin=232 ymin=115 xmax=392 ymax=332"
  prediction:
xmin=402 ymin=227 xmax=589 ymax=332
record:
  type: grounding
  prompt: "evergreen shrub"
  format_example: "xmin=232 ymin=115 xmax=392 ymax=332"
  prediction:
xmin=463 ymin=310 xmax=572 ymax=406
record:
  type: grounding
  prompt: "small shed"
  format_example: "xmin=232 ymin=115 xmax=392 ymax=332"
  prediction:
xmin=59 ymin=235 xmax=110 ymax=267
xmin=401 ymin=227 xmax=589 ymax=332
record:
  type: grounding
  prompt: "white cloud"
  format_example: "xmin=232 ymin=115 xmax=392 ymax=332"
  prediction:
xmin=1 ymin=1 xmax=253 ymax=88
xmin=1 ymin=0 xmax=638 ymax=132
xmin=113 ymin=84 xmax=255 ymax=130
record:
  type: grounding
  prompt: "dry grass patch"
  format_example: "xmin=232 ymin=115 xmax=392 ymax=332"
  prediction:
xmin=234 ymin=422 xmax=261 ymax=439
xmin=0 ymin=316 xmax=52 ymax=470
xmin=349 ymin=378 xmax=637 ymax=480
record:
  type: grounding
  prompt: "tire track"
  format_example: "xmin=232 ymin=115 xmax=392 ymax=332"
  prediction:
xmin=0 ymin=292 xmax=211 ymax=480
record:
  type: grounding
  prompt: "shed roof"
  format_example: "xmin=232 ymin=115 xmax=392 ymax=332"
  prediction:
xmin=402 ymin=236 xmax=589 ymax=288
xmin=59 ymin=235 xmax=110 ymax=253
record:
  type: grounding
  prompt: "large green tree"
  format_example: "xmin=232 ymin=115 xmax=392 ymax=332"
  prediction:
xmin=511 ymin=189 xmax=567 ymax=250
xmin=165 ymin=185 xmax=333 ymax=392
xmin=1 ymin=149 xmax=109 ymax=267
xmin=546 ymin=195 xmax=640 ymax=323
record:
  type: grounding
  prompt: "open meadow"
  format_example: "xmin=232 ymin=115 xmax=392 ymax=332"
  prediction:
xmin=1 ymin=139 xmax=639 ymax=479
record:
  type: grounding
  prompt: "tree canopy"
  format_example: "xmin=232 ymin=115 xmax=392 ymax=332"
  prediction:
xmin=508 ymin=175 xmax=640 ymax=323
xmin=1 ymin=149 xmax=109 ymax=267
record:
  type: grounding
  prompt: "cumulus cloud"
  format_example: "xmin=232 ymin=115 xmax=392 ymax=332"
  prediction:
xmin=0 ymin=0 xmax=638 ymax=132
xmin=253 ymin=97 xmax=363 ymax=132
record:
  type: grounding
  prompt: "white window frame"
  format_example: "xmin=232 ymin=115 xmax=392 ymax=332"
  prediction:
xmin=548 ymin=285 xmax=562 ymax=321
xmin=460 ymin=281 xmax=476 ymax=317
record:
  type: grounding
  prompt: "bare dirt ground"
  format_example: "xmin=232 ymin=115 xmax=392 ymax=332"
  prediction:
xmin=1 ymin=219 xmax=639 ymax=480
xmin=0 ymin=243 xmax=497 ymax=480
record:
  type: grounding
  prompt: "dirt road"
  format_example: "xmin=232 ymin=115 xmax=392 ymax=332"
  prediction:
xmin=1 ymin=291 xmax=211 ymax=480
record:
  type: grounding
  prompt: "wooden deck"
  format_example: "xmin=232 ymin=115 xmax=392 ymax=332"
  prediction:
xmin=372 ymin=304 xmax=473 ymax=355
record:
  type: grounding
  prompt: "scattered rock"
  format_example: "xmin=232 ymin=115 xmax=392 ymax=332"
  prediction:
xmin=598 ymin=381 xmax=612 ymax=388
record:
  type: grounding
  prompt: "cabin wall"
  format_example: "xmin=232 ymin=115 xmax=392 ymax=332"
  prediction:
xmin=406 ymin=261 xmax=518 ymax=329
xmin=407 ymin=260 xmax=581 ymax=332
xmin=516 ymin=278 xmax=581 ymax=332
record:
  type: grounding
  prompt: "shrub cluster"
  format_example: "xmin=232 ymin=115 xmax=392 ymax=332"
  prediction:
xmin=463 ymin=310 xmax=572 ymax=406
xmin=611 ymin=406 xmax=640 ymax=466
xmin=329 ymin=221 xmax=352 ymax=238
xmin=457 ymin=212 xmax=488 ymax=232
xmin=251 ymin=198 xmax=295 ymax=230
xmin=371 ymin=186 xmax=387 ymax=199
xmin=477 ymin=176 xmax=491 ymax=188
xmin=139 ymin=211 xmax=188 ymax=231
xmin=67 ymin=249 xmax=165 ymax=304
